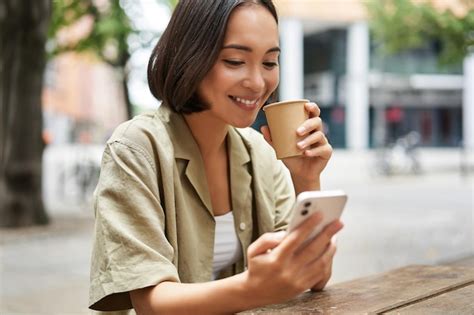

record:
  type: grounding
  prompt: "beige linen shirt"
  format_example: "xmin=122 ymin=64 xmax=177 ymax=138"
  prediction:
xmin=89 ymin=105 xmax=295 ymax=312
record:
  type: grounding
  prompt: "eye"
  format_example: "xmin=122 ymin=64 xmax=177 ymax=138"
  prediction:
xmin=263 ymin=61 xmax=278 ymax=69
xmin=223 ymin=59 xmax=244 ymax=66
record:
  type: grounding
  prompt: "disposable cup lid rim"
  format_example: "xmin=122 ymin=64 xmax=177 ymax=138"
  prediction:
xmin=263 ymin=99 xmax=309 ymax=111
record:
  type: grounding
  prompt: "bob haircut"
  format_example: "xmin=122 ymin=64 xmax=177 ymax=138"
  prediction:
xmin=148 ymin=0 xmax=278 ymax=114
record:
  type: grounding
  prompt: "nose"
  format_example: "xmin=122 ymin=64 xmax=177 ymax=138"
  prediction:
xmin=242 ymin=67 xmax=265 ymax=92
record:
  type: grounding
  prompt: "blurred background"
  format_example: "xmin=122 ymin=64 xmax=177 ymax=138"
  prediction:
xmin=0 ymin=0 xmax=473 ymax=313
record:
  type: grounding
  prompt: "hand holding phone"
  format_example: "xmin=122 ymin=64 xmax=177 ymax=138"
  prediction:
xmin=287 ymin=190 xmax=347 ymax=243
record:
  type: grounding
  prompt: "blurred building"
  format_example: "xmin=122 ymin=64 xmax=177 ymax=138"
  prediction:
xmin=274 ymin=0 xmax=471 ymax=149
xmin=42 ymin=52 xmax=128 ymax=145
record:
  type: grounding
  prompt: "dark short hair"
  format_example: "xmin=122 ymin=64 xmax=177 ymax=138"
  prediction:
xmin=147 ymin=0 xmax=278 ymax=114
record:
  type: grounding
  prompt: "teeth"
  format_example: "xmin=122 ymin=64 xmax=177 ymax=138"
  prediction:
xmin=234 ymin=97 xmax=257 ymax=106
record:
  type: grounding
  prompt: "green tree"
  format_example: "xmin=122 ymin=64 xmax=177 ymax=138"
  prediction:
xmin=0 ymin=0 xmax=176 ymax=227
xmin=367 ymin=0 xmax=474 ymax=65
xmin=48 ymin=0 xmax=178 ymax=117
xmin=49 ymin=0 xmax=140 ymax=118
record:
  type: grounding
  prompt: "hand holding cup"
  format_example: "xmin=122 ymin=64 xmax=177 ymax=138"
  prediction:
xmin=261 ymin=100 xmax=332 ymax=192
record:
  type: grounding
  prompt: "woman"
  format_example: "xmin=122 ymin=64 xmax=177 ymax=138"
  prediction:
xmin=89 ymin=0 xmax=343 ymax=314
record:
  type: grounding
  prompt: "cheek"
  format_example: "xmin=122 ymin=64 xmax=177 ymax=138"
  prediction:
xmin=206 ymin=67 xmax=244 ymax=92
xmin=220 ymin=67 xmax=247 ymax=83
xmin=197 ymin=69 xmax=227 ymax=99
xmin=267 ymin=71 xmax=279 ymax=94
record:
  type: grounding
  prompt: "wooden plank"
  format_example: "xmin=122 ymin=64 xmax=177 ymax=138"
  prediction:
xmin=384 ymin=284 xmax=474 ymax=315
xmin=240 ymin=265 xmax=474 ymax=314
xmin=446 ymin=256 xmax=474 ymax=268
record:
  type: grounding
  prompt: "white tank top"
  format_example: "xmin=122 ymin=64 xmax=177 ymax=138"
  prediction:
xmin=212 ymin=211 xmax=242 ymax=280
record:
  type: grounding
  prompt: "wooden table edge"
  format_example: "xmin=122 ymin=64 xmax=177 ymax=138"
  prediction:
xmin=371 ymin=265 xmax=474 ymax=314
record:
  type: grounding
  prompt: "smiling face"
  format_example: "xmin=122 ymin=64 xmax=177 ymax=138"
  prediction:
xmin=195 ymin=4 xmax=280 ymax=128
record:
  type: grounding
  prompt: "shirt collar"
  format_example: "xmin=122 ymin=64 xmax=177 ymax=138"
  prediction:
xmin=159 ymin=105 xmax=250 ymax=166
xmin=159 ymin=106 xmax=200 ymax=161
xmin=157 ymin=105 xmax=251 ymax=215
xmin=227 ymin=127 xmax=251 ymax=166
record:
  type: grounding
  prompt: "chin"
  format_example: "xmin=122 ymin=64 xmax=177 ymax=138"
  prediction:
xmin=230 ymin=117 xmax=257 ymax=129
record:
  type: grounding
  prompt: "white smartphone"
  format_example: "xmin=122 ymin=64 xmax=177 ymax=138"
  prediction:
xmin=287 ymin=190 xmax=348 ymax=242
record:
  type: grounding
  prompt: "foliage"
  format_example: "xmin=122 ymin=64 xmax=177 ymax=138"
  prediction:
xmin=48 ymin=0 xmax=132 ymax=66
xmin=47 ymin=0 xmax=176 ymax=116
xmin=48 ymin=0 xmax=176 ymax=66
xmin=367 ymin=0 xmax=474 ymax=65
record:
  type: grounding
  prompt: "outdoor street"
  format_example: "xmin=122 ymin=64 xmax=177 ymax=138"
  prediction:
xmin=325 ymin=149 xmax=474 ymax=283
xmin=1 ymin=147 xmax=473 ymax=314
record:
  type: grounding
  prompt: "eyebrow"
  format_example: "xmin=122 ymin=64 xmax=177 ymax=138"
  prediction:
xmin=222 ymin=44 xmax=280 ymax=54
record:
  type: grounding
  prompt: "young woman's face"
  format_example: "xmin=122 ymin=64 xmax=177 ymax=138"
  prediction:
xmin=196 ymin=4 xmax=280 ymax=128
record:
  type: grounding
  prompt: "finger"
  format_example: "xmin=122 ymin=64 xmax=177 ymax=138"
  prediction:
xmin=311 ymin=238 xmax=338 ymax=291
xmin=304 ymin=102 xmax=321 ymax=118
xmin=320 ymin=219 xmax=344 ymax=241
xmin=274 ymin=212 xmax=323 ymax=257
xmin=297 ymin=117 xmax=323 ymax=136
xmin=309 ymin=243 xmax=337 ymax=291
xmin=311 ymin=278 xmax=329 ymax=292
xmin=297 ymin=131 xmax=327 ymax=151
xmin=303 ymin=143 xmax=333 ymax=159
xmin=310 ymin=264 xmax=332 ymax=291
xmin=294 ymin=219 xmax=342 ymax=266
xmin=247 ymin=231 xmax=286 ymax=258
xmin=260 ymin=125 xmax=273 ymax=146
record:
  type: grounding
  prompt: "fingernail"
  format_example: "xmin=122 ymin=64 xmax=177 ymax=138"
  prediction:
xmin=331 ymin=235 xmax=338 ymax=244
xmin=297 ymin=141 xmax=305 ymax=148
xmin=297 ymin=126 xmax=305 ymax=134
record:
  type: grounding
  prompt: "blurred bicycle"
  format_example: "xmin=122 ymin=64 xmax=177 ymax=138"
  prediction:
xmin=56 ymin=145 xmax=101 ymax=204
xmin=375 ymin=131 xmax=422 ymax=176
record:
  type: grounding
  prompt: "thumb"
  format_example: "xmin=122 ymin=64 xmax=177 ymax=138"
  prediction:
xmin=260 ymin=125 xmax=273 ymax=146
xmin=248 ymin=231 xmax=286 ymax=258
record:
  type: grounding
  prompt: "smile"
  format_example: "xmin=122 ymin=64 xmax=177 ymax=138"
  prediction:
xmin=230 ymin=96 xmax=259 ymax=110
xmin=234 ymin=96 xmax=257 ymax=105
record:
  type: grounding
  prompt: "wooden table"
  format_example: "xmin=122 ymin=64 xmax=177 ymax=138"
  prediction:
xmin=241 ymin=263 xmax=474 ymax=314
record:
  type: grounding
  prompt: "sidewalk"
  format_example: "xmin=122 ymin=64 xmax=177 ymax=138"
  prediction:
xmin=1 ymin=148 xmax=472 ymax=314
xmin=1 ymin=213 xmax=94 ymax=314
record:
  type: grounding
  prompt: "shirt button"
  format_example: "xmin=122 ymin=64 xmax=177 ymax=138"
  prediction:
xmin=239 ymin=222 xmax=246 ymax=231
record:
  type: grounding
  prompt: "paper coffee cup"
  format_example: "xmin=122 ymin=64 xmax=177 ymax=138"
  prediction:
xmin=263 ymin=99 xmax=309 ymax=159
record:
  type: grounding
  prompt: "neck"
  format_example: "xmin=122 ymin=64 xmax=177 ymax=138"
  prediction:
xmin=184 ymin=111 xmax=229 ymax=156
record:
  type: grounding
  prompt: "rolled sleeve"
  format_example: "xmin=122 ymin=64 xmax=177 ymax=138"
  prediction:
xmin=89 ymin=140 xmax=179 ymax=311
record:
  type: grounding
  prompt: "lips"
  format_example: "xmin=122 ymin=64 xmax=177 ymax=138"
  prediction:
xmin=229 ymin=95 xmax=260 ymax=110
